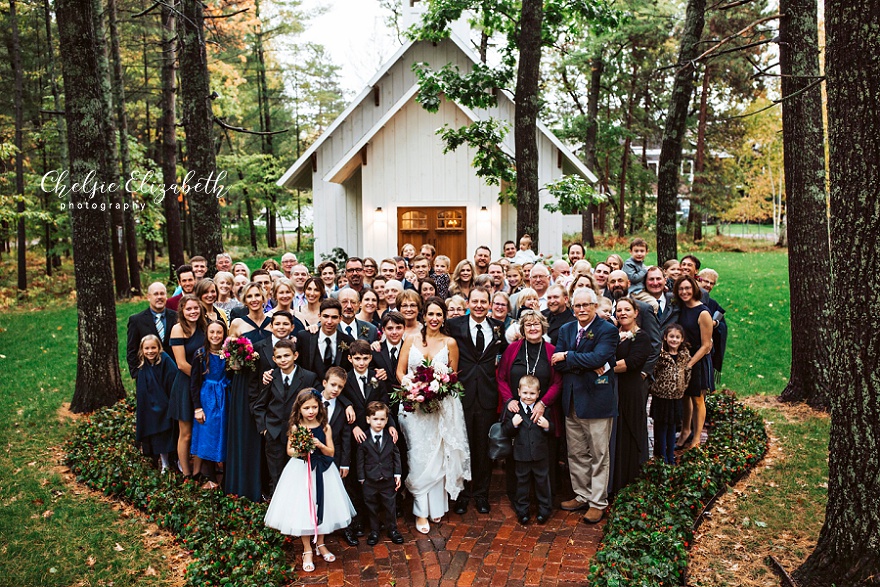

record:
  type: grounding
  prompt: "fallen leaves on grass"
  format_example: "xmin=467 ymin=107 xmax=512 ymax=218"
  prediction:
xmin=687 ymin=398 xmax=824 ymax=586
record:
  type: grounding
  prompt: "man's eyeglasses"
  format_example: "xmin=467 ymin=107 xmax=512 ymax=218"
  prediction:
xmin=346 ymin=267 xmax=364 ymax=273
xmin=572 ymin=303 xmax=597 ymax=309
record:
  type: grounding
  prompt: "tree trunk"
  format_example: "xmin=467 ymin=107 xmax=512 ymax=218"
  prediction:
xmin=178 ymin=0 xmax=223 ymax=265
xmin=254 ymin=0 xmax=277 ymax=249
xmin=43 ymin=0 xmax=66 ymax=273
xmin=618 ymin=62 xmax=638 ymax=238
xmin=690 ymin=67 xmax=711 ymax=242
xmin=656 ymin=0 xmax=706 ymax=264
xmin=777 ymin=0 xmax=832 ymax=411
xmin=793 ymin=3 xmax=880 ymax=585
xmin=57 ymin=0 xmax=126 ymax=413
xmin=514 ymin=0 xmax=544 ymax=251
xmin=10 ymin=0 xmax=27 ymax=292
xmin=160 ymin=2 xmax=185 ymax=280
xmin=92 ymin=0 xmax=130 ymax=298
xmin=107 ymin=0 xmax=141 ymax=295
xmin=581 ymin=51 xmax=603 ymax=248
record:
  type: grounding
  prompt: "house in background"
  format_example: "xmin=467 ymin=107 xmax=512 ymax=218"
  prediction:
xmin=277 ymin=2 xmax=596 ymax=266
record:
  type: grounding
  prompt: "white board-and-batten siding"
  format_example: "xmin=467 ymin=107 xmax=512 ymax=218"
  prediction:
xmin=288 ymin=35 xmax=594 ymax=261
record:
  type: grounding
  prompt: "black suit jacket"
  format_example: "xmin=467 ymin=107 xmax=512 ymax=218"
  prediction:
xmin=501 ymin=405 xmax=553 ymax=462
xmin=371 ymin=342 xmax=401 ymax=388
xmin=343 ymin=368 xmax=396 ymax=431
xmin=252 ymin=366 xmax=320 ymax=440
xmin=326 ymin=395 xmax=353 ymax=469
xmin=295 ymin=330 xmax=354 ymax=381
xmin=357 ymin=428 xmax=401 ymax=482
xmin=229 ymin=305 xmax=248 ymax=321
xmin=447 ymin=315 xmax=508 ymax=410
xmin=126 ymin=307 xmax=178 ymax=378
xmin=542 ymin=307 xmax=576 ymax=346
xmin=248 ymin=336 xmax=289 ymax=414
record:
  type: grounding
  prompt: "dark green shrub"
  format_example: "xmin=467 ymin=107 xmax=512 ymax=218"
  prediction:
xmin=587 ymin=392 xmax=768 ymax=586
xmin=66 ymin=400 xmax=291 ymax=587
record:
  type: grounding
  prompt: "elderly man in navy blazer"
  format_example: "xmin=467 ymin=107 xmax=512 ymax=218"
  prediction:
xmin=551 ymin=287 xmax=619 ymax=524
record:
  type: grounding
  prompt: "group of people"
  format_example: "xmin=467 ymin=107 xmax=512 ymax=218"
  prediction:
xmin=125 ymin=236 xmax=727 ymax=573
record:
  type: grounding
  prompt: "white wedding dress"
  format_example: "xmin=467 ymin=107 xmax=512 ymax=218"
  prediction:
xmin=398 ymin=341 xmax=471 ymax=519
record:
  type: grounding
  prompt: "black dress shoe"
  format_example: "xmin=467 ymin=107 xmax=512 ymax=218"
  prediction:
xmin=342 ymin=529 xmax=360 ymax=546
xmin=518 ymin=515 xmax=529 ymax=525
xmin=454 ymin=500 xmax=468 ymax=515
xmin=536 ymin=514 xmax=549 ymax=524
xmin=476 ymin=498 xmax=491 ymax=514
xmin=389 ymin=529 xmax=404 ymax=544
xmin=367 ymin=531 xmax=380 ymax=546
xmin=353 ymin=524 xmax=366 ymax=537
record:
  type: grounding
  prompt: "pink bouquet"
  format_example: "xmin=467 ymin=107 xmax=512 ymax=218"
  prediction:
xmin=222 ymin=336 xmax=259 ymax=372
xmin=393 ymin=358 xmax=464 ymax=414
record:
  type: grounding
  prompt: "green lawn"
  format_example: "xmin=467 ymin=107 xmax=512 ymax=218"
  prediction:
xmin=0 ymin=301 xmax=174 ymax=587
xmin=0 ymin=249 xmax=818 ymax=586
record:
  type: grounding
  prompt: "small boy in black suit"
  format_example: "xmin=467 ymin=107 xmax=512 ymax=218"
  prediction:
xmin=344 ymin=340 xmax=399 ymax=535
xmin=251 ymin=339 xmax=320 ymax=497
xmin=321 ymin=366 xmax=359 ymax=546
xmin=357 ymin=401 xmax=404 ymax=545
xmin=501 ymin=375 xmax=553 ymax=525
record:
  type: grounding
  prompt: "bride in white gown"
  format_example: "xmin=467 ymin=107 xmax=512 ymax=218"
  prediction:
xmin=395 ymin=297 xmax=471 ymax=534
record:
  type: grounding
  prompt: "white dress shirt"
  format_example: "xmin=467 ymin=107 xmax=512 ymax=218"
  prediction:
xmin=318 ymin=331 xmax=337 ymax=361
xmin=469 ymin=316 xmax=490 ymax=347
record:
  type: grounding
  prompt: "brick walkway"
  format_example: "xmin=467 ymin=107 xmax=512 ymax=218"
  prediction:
xmin=289 ymin=468 xmax=605 ymax=586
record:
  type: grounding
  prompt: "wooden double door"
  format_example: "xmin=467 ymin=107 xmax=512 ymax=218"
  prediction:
xmin=397 ymin=206 xmax=467 ymax=267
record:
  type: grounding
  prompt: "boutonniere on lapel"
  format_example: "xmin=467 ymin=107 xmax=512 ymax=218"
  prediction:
xmin=586 ymin=330 xmax=595 ymax=341
xmin=492 ymin=326 xmax=501 ymax=340
xmin=369 ymin=376 xmax=379 ymax=389
xmin=339 ymin=341 xmax=350 ymax=353
xmin=360 ymin=325 xmax=370 ymax=338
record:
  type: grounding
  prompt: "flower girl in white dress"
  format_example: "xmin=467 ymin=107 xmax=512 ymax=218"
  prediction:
xmin=264 ymin=389 xmax=356 ymax=573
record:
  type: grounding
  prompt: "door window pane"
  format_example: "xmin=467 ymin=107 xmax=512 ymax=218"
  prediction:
xmin=437 ymin=210 xmax=464 ymax=231
xmin=401 ymin=210 xmax=428 ymax=231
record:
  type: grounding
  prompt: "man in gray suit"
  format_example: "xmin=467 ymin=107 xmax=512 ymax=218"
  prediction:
xmin=337 ymin=288 xmax=378 ymax=343
xmin=645 ymin=266 xmax=679 ymax=332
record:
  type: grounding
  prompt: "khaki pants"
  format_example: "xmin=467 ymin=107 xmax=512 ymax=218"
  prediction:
xmin=565 ymin=414 xmax=613 ymax=509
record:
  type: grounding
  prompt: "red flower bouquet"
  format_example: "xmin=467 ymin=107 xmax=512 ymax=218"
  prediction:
xmin=392 ymin=358 xmax=464 ymax=414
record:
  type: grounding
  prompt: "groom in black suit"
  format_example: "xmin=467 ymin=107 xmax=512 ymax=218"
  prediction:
xmin=446 ymin=286 xmax=507 ymax=514
xmin=126 ymin=282 xmax=178 ymax=378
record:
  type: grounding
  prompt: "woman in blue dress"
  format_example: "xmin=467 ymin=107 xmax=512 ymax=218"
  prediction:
xmin=168 ymin=294 xmax=207 ymax=478
xmin=225 ymin=282 xmax=272 ymax=501
xmin=190 ymin=320 xmax=230 ymax=489
xmin=673 ymin=275 xmax=714 ymax=450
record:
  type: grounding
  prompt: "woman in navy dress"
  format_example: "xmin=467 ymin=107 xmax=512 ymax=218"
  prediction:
xmin=673 ymin=275 xmax=714 ymax=450
xmin=225 ymin=282 xmax=272 ymax=501
xmin=168 ymin=295 xmax=207 ymax=478
xmin=611 ymin=298 xmax=652 ymax=494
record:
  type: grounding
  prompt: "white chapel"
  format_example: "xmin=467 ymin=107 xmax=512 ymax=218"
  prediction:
xmin=277 ymin=1 xmax=596 ymax=265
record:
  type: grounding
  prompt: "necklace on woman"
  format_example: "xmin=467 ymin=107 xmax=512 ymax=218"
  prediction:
xmin=524 ymin=341 xmax=542 ymax=375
